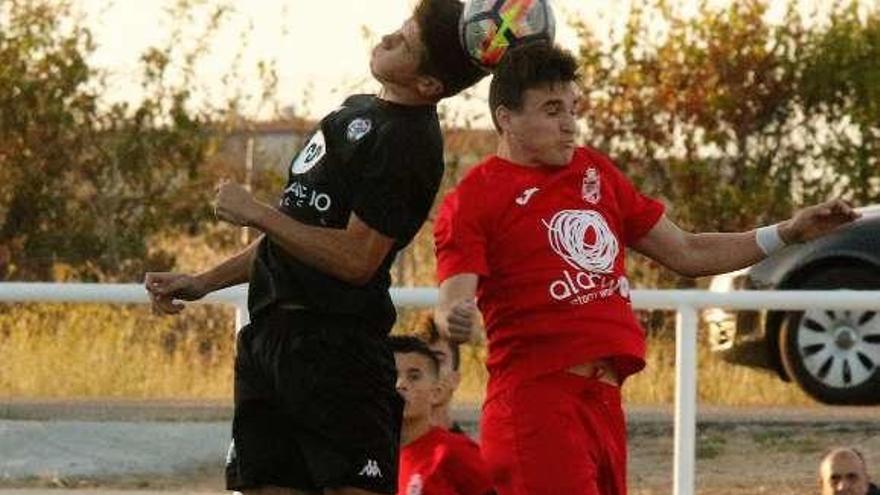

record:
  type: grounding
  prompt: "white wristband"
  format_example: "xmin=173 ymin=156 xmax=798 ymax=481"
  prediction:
xmin=755 ymin=223 xmax=786 ymax=256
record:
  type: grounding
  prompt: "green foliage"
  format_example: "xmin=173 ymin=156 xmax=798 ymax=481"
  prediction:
xmin=0 ymin=0 xmax=234 ymax=282
xmin=573 ymin=0 xmax=880 ymax=287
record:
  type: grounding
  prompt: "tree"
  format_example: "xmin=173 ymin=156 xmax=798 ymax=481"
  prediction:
xmin=0 ymin=0 xmax=236 ymax=282
xmin=572 ymin=0 xmax=880 ymax=288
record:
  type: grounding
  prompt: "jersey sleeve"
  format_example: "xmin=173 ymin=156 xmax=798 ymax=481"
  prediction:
xmin=445 ymin=438 xmax=494 ymax=495
xmin=351 ymin=121 xmax=441 ymax=243
xmin=434 ymin=183 xmax=490 ymax=283
xmin=607 ymin=161 xmax=665 ymax=245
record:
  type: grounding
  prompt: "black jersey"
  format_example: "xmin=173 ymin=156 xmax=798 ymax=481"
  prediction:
xmin=248 ymin=95 xmax=444 ymax=331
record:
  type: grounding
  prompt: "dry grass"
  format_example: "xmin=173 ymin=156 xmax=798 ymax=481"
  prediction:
xmin=0 ymin=304 xmax=813 ymax=407
xmin=452 ymin=333 xmax=815 ymax=407
xmin=623 ymin=334 xmax=814 ymax=406
xmin=0 ymin=303 xmax=235 ymax=398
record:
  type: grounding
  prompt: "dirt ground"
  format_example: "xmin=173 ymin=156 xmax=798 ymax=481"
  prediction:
xmin=628 ymin=419 xmax=880 ymax=494
xmin=2 ymin=401 xmax=879 ymax=495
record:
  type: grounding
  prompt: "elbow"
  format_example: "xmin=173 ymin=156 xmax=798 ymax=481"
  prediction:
xmin=674 ymin=266 xmax=701 ymax=279
xmin=664 ymin=256 xmax=705 ymax=278
xmin=340 ymin=259 xmax=380 ymax=287
xmin=672 ymin=263 xmax=716 ymax=279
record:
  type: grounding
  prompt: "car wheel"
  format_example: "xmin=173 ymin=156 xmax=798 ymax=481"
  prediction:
xmin=779 ymin=265 xmax=880 ymax=405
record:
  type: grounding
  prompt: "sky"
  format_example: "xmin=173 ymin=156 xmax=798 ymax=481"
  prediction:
xmin=76 ymin=0 xmax=857 ymax=126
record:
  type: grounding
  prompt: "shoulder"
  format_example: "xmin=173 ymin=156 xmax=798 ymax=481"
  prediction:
xmin=437 ymin=428 xmax=480 ymax=454
xmin=576 ymin=146 xmax=636 ymax=187
xmin=455 ymin=156 xmax=509 ymax=194
xmin=577 ymin=146 xmax=621 ymax=172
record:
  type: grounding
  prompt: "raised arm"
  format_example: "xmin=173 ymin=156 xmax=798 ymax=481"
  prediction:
xmin=145 ymin=235 xmax=261 ymax=315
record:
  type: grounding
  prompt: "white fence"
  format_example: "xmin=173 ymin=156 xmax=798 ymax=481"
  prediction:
xmin=1 ymin=282 xmax=879 ymax=495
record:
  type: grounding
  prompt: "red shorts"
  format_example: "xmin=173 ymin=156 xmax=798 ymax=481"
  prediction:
xmin=480 ymin=371 xmax=627 ymax=495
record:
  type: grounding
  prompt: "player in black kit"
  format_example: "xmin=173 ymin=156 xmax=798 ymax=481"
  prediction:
xmin=144 ymin=2 xmax=486 ymax=494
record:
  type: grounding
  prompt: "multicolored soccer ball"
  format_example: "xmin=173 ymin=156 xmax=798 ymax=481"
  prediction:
xmin=459 ymin=0 xmax=556 ymax=71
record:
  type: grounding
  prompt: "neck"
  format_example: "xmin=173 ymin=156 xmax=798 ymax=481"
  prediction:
xmin=431 ymin=405 xmax=452 ymax=429
xmin=497 ymin=136 xmax=540 ymax=167
xmin=378 ymin=83 xmax=435 ymax=107
xmin=401 ymin=416 xmax=433 ymax=446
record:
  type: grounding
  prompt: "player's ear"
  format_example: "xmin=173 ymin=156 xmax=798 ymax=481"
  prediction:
xmin=495 ymin=105 xmax=513 ymax=132
xmin=416 ymin=75 xmax=444 ymax=100
xmin=430 ymin=379 xmax=445 ymax=406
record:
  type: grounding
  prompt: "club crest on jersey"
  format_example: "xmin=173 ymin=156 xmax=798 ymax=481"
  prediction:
xmin=347 ymin=118 xmax=372 ymax=142
xmin=582 ymin=167 xmax=601 ymax=204
xmin=291 ymin=130 xmax=327 ymax=175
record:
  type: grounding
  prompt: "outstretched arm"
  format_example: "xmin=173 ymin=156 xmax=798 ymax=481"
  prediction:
xmin=145 ymin=236 xmax=260 ymax=315
xmin=633 ymin=198 xmax=860 ymax=278
xmin=214 ymin=181 xmax=394 ymax=286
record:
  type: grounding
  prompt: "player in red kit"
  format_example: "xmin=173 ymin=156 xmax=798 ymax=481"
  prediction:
xmin=433 ymin=42 xmax=860 ymax=495
xmin=390 ymin=336 xmax=494 ymax=495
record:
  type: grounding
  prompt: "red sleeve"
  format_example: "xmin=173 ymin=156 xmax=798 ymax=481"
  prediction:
xmin=444 ymin=439 xmax=493 ymax=495
xmin=433 ymin=183 xmax=490 ymax=283
xmin=605 ymin=160 xmax=665 ymax=245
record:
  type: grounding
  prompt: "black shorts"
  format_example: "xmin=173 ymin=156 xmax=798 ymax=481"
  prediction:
xmin=225 ymin=306 xmax=402 ymax=494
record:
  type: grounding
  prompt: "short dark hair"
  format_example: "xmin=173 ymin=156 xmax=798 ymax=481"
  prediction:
xmin=414 ymin=0 xmax=488 ymax=98
xmin=489 ymin=41 xmax=579 ymax=131
xmin=413 ymin=312 xmax=460 ymax=371
xmin=389 ymin=335 xmax=440 ymax=377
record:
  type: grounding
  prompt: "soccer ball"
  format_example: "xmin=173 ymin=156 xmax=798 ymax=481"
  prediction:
xmin=459 ymin=0 xmax=556 ymax=71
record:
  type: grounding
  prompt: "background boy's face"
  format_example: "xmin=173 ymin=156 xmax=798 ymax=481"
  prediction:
xmin=426 ymin=339 xmax=460 ymax=405
xmin=502 ymin=81 xmax=580 ymax=167
xmin=819 ymin=451 xmax=870 ymax=495
xmin=394 ymin=351 xmax=440 ymax=421
xmin=370 ymin=17 xmax=425 ymax=86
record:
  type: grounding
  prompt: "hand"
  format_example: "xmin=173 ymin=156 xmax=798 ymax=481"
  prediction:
xmin=214 ymin=180 xmax=265 ymax=227
xmin=779 ymin=198 xmax=861 ymax=244
xmin=438 ymin=300 xmax=480 ymax=344
xmin=144 ymin=272 xmax=208 ymax=315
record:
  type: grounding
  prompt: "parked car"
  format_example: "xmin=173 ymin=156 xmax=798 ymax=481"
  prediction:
xmin=706 ymin=205 xmax=880 ymax=405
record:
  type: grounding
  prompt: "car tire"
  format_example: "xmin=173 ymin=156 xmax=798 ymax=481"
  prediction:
xmin=779 ymin=264 xmax=880 ymax=405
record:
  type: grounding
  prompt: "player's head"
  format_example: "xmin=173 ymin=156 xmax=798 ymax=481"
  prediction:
xmin=489 ymin=41 xmax=581 ymax=166
xmin=818 ymin=447 xmax=872 ymax=495
xmin=390 ymin=335 xmax=443 ymax=423
xmin=414 ymin=312 xmax=461 ymax=407
xmin=370 ymin=0 xmax=487 ymax=102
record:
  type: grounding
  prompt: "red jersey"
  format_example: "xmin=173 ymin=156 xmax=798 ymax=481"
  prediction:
xmin=398 ymin=427 xmax=493 ymax=495
xmin=434 ymin=147 xmax=664 ymax=398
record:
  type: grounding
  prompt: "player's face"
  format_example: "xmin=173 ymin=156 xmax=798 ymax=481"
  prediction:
xmin=370 ymin=17 xmax=424 ymax=85
xmin=394 ymin=352 xmax=440 ymax=421
xmin=427 ymin=340 xmax=460 ymax=406
xmin=503 ymin=81 xmax=580 ymax=167
xmin=820 ymin=453 xmax=870 ymax=495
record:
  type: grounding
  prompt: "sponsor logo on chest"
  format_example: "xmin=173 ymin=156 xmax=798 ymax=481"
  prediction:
xmin=538 ymin=167 xmax=629 ymax=305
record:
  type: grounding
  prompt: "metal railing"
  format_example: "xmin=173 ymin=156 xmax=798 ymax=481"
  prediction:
xmin=1 ymin=282 xmax=879 ymax=495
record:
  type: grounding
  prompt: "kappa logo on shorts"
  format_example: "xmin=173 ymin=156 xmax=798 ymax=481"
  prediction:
xmin=358 ymin=459 xmax=383 ymax=478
